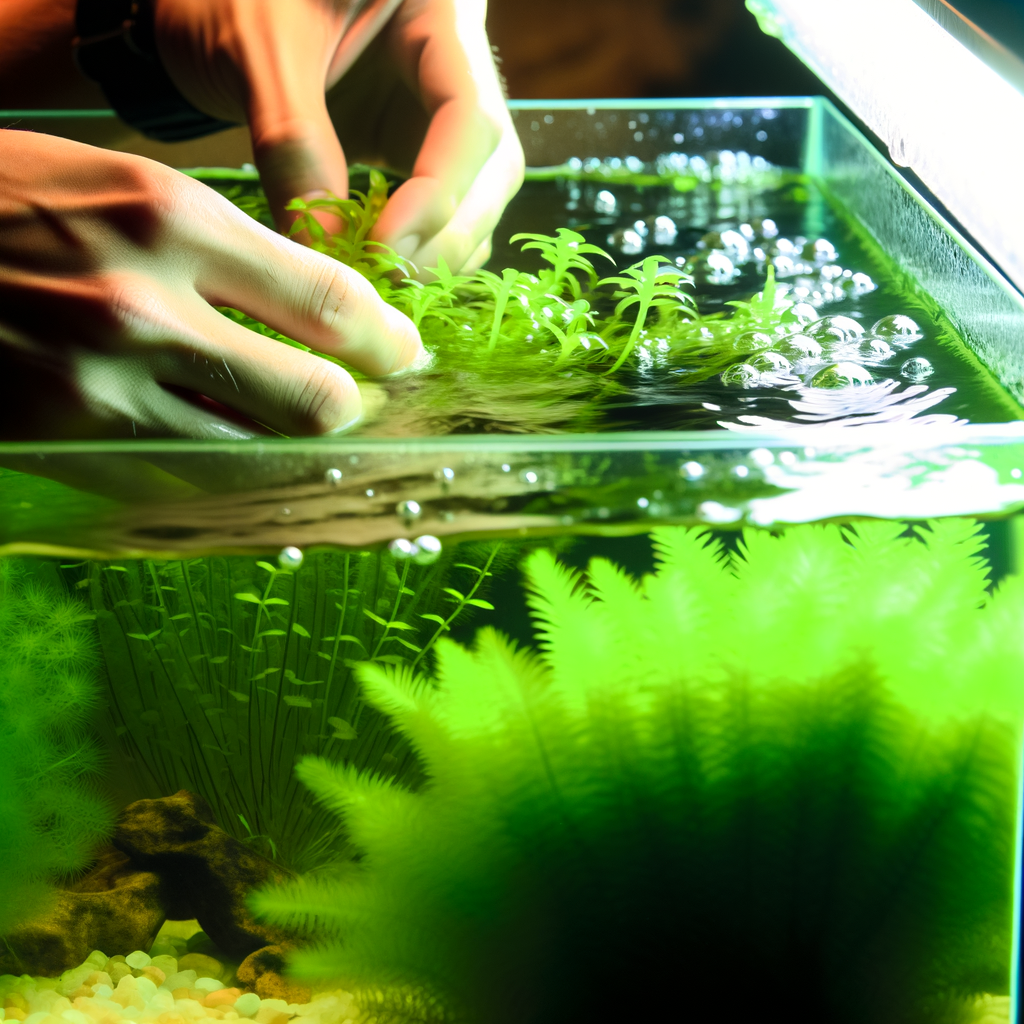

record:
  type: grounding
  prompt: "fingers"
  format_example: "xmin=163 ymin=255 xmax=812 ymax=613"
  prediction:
xmin=156 ymin=299 xmax=365 ymax=437
xmin=190 ymin=198 xmax=424 ymax=377
xmin=368 ymin=0 xmax=524 ymax=272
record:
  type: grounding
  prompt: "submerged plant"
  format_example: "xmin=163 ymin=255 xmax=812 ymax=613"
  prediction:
xmin=0 ymin=559 xmax=111 ymax=937
xmin=256 ymin=520 xmax=1024 ymax=1024
xmin=87 ymin=545 xmax=500 ymax=872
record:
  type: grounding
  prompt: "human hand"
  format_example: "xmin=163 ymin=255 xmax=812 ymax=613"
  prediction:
xmin=0 ymin=131 xmax=421 ymax=440
xmin=153 ymin=0 xmax=524 ymax=275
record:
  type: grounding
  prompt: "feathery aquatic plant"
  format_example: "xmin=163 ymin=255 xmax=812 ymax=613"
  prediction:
xmin=255 ymin=520 xmax=1024 ymax=1024
xmin=0 ymin=559 xmax=111 ymax=936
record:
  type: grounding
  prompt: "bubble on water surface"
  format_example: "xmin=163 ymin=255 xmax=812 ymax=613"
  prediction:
xmin=397 ymin=500 xmax=422 ymax=523
xmin=803 ymin=238 xmax=838 ymax=263
xmin=680 ymin=461 xmax=705 ymax=480
xmin=324 ymin=467 xmax=343 ymax=486
xmin=789 ymin=302 xmax=819 ymax=323
xmin=774 ymin=333 xmax=823 ymax=359
xmin=278 ymin=546 xmax=304 ymax=570
xmin=810 ymin=362 xmax=875 ymax=388
xmin=594 ymin=190 xmax=617 ymax=215
xmin=851 ymin=272 xmax=876 ymax=295
xmin=859 ymin=338 xmax=895 ymax=361
xmin=652 ymin=215 xmax=678 ymax=246
xmin=734 ymin=330 xmax=773 ymax=353
xmin=901 ymin=356 xmax=935 ymax=381
xmin=750 ymin=351 xmax=792 ymax=374
xmin=609 ymin=227 xmax=645 ymax=255
xmin=808 ymin=316 xmax=865 ymax=343
xmin=721 ymin=363 xmax=761 ymax=387
xmin=698 ymin=501 xmax=743 ymax=524
xmin=389 ymin=538 xmax=418 ymax=559
xmin=754 ymin=218 xmax=779 ymax=239
xmin=873 ymin=314 xmax=922 ymax=338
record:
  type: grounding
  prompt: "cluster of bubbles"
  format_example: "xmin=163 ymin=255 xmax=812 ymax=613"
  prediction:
xmin=564 ymin=150 xmax=775 ymax=187
xmin=388 ymin=534 xmax=443 ymax=564
xmin=719 ymin=312 xmax=932 ymax=391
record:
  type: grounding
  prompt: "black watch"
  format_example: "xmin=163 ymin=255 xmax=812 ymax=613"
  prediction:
xmin=73 ymin=0 xmax=239 ymax=143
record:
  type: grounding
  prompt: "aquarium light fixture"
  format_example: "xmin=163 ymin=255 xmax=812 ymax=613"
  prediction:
xmin=747 ymin=0 xmax=1024 ymax=294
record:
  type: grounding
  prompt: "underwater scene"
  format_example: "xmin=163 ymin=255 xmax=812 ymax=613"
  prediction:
xmin=3 ymin=100 xmax=1024 ymax=1024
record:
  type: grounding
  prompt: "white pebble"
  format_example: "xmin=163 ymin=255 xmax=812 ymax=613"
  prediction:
xmin=234 ymin=994 xmax=261 ymax=1018
xmin=194 ymin=979 xmax=224 ymax=994
xmin=124 ymin=952 xmax=151 ymax=970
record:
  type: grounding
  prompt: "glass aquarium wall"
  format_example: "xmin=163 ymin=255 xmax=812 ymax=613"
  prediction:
xmin=1 ymin=99 xmax=1023 ymax=1024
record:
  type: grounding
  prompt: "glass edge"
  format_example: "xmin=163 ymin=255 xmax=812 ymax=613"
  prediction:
xmin=507 ymin=96 xmax=820 ymax=112
xmin=0 ymin=108 xmax=117 ymax=118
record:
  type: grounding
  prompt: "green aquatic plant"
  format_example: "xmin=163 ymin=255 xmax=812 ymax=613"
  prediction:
xmin=597 ymin=255 xmax=697 ymax=371
xmin=0 ymin=559 xmax=111 ymax=936
xmin=509 ymin=228 xmax=612 ymax=299
xmin=87 ymin=545 xmax=500 ymax=872
xmin=255 ymin=520 xmax=1024 ymax=1024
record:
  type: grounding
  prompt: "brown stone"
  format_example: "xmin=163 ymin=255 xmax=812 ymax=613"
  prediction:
xmin=237 ymin=946 xmax=311 ymax=1004
xmin=0 ymin=861 xmax=164 ymax=978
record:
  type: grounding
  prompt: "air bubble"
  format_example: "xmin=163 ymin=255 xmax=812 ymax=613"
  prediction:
xmin=734 ymin=331 xmax=773 ymax=353
xmin=278 ymin=546 xmax=304 ymax=570
xmin=859 ymin=338 xmax=894 ymax=361
xmin=324 ymin=467 xmax=343 ymax=486
xmin=721 ymin=363 xmax=761 ymax=387
xmin=594 ymin=190 xmax=617 ymax=215
xmin=755 ymin=218 xmax=779 ymax=239
xmin=413 ymin=535 xmax=442 ymax=565
xmin=900 ymin=356 xmax=934 ymax=381
xmin=681 ymin=461 xmax=705 ymax=480
xmin=520 ymin=470 xmax=539 ymax=484
xmin=749 ymin=448 xmax=774 ymax=466
xmin=397 ymin=500 xmax=422 ymax=522
xmin=807 ymin=316 xmax=865 ymax=343
xmin=803 ymin=238 xmax=838 ymax=263
xmin=851 ymin=272 xmax=876 ymax=295
xmin=652 ymin=215 xmax=678 ymax=246
xmin=718 ymin=229 xmax=751 ymax=262
xmin=698 ymin=501 xmax=743 ymax=524
xmin=750 ymin=351 xmax=792 ymax=374
xmin=774 ymin=333 xmax=823 ymax=359
xmin=873 ymin=314 xmax=921 ymax=338
xmin=789 ymin=302 xmax=819 ymax=323
xmin=810 ymin=362 xmax=874 ymax=388
xmin=609 ymin=227 xmax=644 ymax=255
xmin=389 ymin=538 xmax=417 ymax=560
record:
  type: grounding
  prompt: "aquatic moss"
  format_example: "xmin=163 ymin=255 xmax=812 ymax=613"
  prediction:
xmin=0 ymin=560 xmax=111 ymax=936
xmin=254 ymin=520 xmax=1024 ymax=1024
xmin=88 ymin=545 xmax=502 ymax=872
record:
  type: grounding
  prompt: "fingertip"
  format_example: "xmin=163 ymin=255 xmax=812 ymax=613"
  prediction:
xmin=380 ymin=302 xmax=426 ymax=375
xmin=299 ymin=359 xmax=363 ymax=436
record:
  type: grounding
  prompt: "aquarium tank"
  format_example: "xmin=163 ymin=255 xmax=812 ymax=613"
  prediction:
xmin=1 ymin=98 xmax=1024 ymax=1024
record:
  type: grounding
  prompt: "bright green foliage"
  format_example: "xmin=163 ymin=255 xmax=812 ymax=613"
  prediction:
xmin=286 ymin=169 xmax=411 ymax=282
xmin=88 ymin=546 xmax=500 ymax=872
xmin=255 ymin=520 xmax=1024 ymax=1024
xmin=508 ymin=229 xmax=613 ymax=299
xmin=597 ymin=255 xmax=697 ymax=372
xmin=0 ymin=560 xmax=111 ymax=936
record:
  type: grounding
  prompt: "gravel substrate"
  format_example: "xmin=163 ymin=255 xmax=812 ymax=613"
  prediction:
xmin=0 ymin=946 xmax=357 ymax=1024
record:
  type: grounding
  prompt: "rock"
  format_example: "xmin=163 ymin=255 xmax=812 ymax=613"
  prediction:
xmin=176 ymin=953 xmax=223 ymax=980
xmin=237 ymin=946 xmax=311 ymax=1004
xmin=0 ymin=850 xmax=164 ymax=978
xmin=113 ymin=791 xmax=307 ymax=1000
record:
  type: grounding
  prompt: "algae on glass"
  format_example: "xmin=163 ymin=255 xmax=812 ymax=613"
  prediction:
xmin=0 ymin=559 xmax=111 ymax=938
xmin=255 ymin=520 xmax=1024 ymax=1024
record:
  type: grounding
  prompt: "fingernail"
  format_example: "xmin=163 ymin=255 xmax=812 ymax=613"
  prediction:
xmin=394 ymin=234 xmax=421 ymax=259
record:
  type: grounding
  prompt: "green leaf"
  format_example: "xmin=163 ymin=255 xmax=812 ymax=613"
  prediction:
xmin=257 ymin=629 xmax=287 ymax=638
xmin=264 ymin=597 xmax=290 ymax=606
xmin=465 ymin=599 xmax=496 ymax=610
xmin=283 ymin=695 xmax=313 ymax=708
xmin=420 ymin=613 xmax=448 ymax=626
xmin=257 ymin=561 xmax=278 ymax=573
xmin=169 ymin=613 xmax=192 ymax=621
xmin=234 ymin=592 xmax=261 ymax=604
xmin=251 ymin=667 xmax=280 ymax=680
xmin=127 ymin=630 xmax=161 ymax=641
xmin=327 ymin=717 xmax=357 ymax=740
xmin=228 ymin=690 xmax=250 ymax=703
xmin=292 ymin=623 xmax=312 ymax=638
xmin=210 ymin=655 xmax=228 ymax=664
xmin=386 ymin=621 xmax=415 ymax=631
xmin=363 ymin=609 xmax=388 ymax=626
xmin=443 ymin=588 xmax=466 ymax=601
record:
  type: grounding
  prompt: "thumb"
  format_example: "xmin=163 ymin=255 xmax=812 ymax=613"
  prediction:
xmin=247 ymin=84 xmax=350 ymax=241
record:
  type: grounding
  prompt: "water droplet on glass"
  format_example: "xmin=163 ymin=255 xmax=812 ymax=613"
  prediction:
xmin=774 ymin=333 xmax=823 ymax=359
xmin=413 ymin=535 xmax=442 ymax=565
xmin=681 ymin=460 xmax=705 ymax=480
xmin=721 ymin=363 xmax=761 ymax=387
xmin=734 ymin=331 xmax=773 ymax=353
xmin=873 ymin=314 xmax=921 ymax=338
xmin=750 ymin=351 xmax=792 ymax=374
xmin=810 ymin=362 xmax=874 ymax=388
xmin=808 ymin=316 xmax=865 ymax=343
xmin=278 ymin=546 xmax=304 ymax=570
xmin=389 ymin=538 xmax=418 ymax=560
xmin=324 ymin=467 xmax=343 ymax=486
xmin=900 ymin=356 xmax=934 ymax=381
xmin=652 ymin=215 xmax=678 ymax=246
xmin=397 ymin=500 xmax=422 ymax=522
xmin=594 ymin=190 xmax=617 ymax=215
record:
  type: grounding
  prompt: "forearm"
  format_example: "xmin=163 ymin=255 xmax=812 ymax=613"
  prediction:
xmin=0 ymin=0 xmax=108 ymax=108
